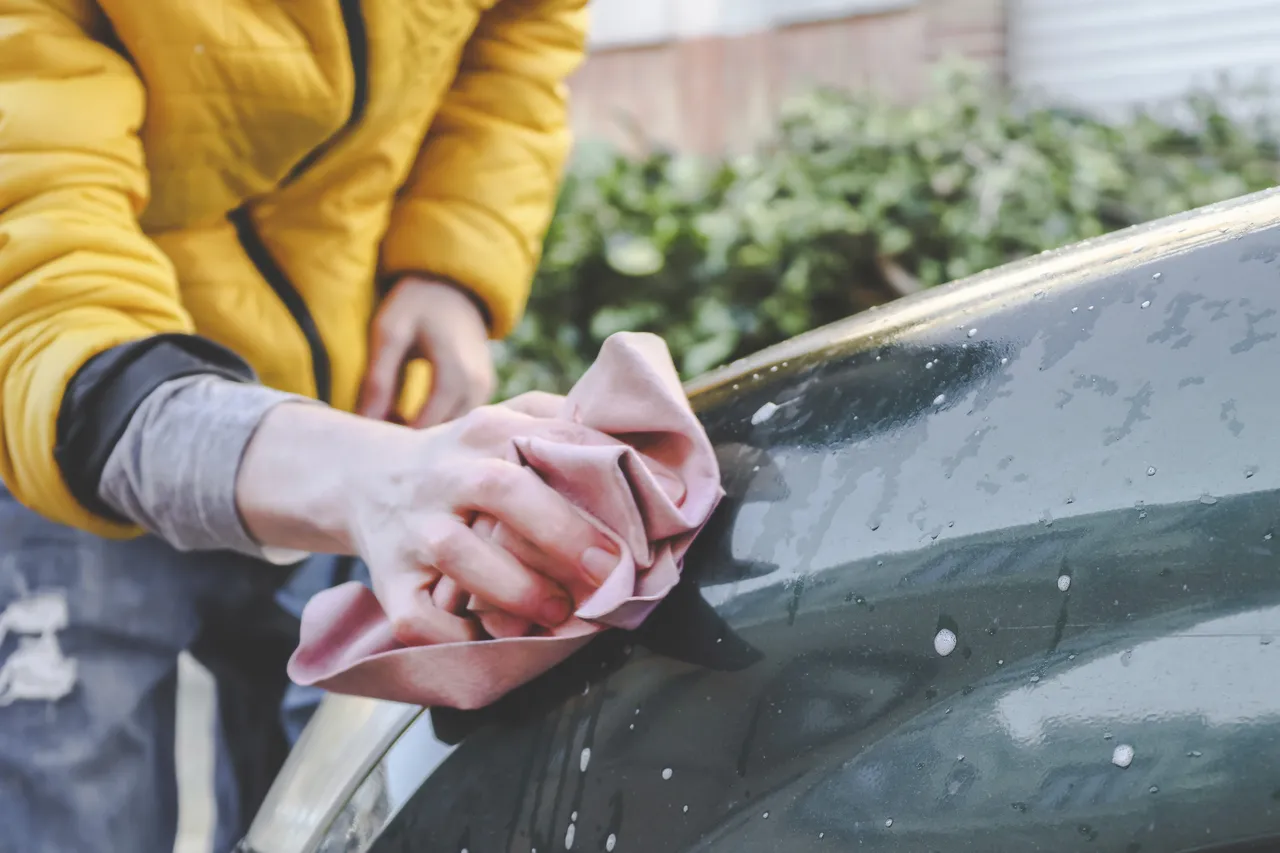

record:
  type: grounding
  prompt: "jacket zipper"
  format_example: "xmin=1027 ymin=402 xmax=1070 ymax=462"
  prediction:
xmin=226 ymin=0 xmax=369 ymax=404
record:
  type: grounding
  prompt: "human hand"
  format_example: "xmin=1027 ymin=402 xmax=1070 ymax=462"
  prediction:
xmin=236 ymin=392 xmax=621 ymax=645
xmin=357 ymin=275 xmax=496 ymax=427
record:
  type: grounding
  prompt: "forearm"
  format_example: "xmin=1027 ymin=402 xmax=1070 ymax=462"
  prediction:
xmin=234 ymin=398 xmax=417 ymax=556
xmin=76 ymin=344 xmax=416 ymax=561
xmin=97 ymin=375 xmax=313 ymax=563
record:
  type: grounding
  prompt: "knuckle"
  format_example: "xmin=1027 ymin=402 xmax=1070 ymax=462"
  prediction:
xmin=417 ymin=522 xmax=471 ymax=567
xmin=465 ymin=459 xmax=519 ymax=505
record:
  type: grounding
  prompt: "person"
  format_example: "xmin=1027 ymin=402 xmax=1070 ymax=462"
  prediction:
xmin=0 ymin=1 xmax=614 ymax=851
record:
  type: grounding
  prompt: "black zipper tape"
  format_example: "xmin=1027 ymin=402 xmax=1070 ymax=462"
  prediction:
xmin=229 ymin=207 xmax=333 ymax=403
xmin=226 ymin=0 xmax=369 ymax=403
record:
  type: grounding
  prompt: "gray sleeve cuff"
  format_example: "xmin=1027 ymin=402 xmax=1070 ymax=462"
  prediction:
xmin=97 ymin=375 xmax=316 ymax=564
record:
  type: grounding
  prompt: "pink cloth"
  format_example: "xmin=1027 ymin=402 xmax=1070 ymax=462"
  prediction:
xmin=287 ymin=333 xmax=724 ymax=709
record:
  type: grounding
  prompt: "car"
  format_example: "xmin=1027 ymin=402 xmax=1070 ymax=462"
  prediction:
xmin=238 ymin=186 xmax=1280 ymax=853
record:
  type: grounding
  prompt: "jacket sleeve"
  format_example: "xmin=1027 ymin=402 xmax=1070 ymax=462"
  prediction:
xmin=379 ymin=0 xmax=589 ymax=338
xmin=0 ymin=1 xmax=247 ymax=537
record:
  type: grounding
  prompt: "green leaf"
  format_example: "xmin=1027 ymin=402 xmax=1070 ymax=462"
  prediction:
xmin=495 ymin=61 xmax=1280 ymax=400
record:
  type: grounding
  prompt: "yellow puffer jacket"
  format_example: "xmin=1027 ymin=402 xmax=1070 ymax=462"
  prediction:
xmin=0 ymin=0 xmax=587 ymax=537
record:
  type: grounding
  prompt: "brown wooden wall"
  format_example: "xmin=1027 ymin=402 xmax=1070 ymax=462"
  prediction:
xmin=568 ymin=0 xmax=1007 ymax=154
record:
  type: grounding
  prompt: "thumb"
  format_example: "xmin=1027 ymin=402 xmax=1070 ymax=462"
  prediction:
xmin=358 ymin=320 xmax=412 ymax=420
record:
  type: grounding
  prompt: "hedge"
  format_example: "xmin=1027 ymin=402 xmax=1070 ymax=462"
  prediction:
xmin=493 ymin=63 xmax=1280 ymax=398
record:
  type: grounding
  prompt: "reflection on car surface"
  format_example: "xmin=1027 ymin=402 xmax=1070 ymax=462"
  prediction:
xmin=244 ymin=188 xmax=1280 ymax=853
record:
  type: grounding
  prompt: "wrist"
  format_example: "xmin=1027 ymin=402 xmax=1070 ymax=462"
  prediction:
xmin=392 ymin=273 xmax=493 ymax=332
xmin=235 ymin=402 xmax=416 ymax=555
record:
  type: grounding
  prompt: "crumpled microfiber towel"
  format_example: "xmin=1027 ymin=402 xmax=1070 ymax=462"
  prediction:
xmin=287 ymin=332 xmax=724 ymax=709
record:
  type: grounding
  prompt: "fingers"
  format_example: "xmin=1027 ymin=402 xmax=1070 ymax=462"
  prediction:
xmin=487 ymin=523 xmax=604 ymax=603
xmin=378 ymin=571 xmax=484 ymax=646
xmin=430 ymin=574 xmax=470 ymax=614
xmin=410 ymin=514 xmax=575 ymax=629
xmin=414 ymin=349 xmax=496 ymax=429
xmin=358 ymin=312 xmax=413 ymax=421
xmin=454 ymin=459 xmax=620 ymax=590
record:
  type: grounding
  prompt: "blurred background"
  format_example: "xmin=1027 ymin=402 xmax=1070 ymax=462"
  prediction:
xmin=176 ymin=2 xmax=1280 ymax=850
xmin=492 ymin=0 xmax=1280 ymax=396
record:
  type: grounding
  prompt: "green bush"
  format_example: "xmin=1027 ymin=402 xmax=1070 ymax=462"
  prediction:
xmin=494 ymin=63 xmax=1280 ymax=397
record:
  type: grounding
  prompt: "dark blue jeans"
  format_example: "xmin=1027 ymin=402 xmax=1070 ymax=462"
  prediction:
xmin=0 ymin=485 xmax=318 ymax=853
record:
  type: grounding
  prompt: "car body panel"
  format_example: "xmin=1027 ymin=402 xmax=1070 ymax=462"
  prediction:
xmin=245 ymin=187 xmax=1280 ymax=853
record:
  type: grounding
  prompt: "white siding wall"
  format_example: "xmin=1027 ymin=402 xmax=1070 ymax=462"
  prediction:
xmin=587 ymin=0 xmax=916 ymax=49
xmin=1010 ymin=0 xmax=1280 ymax=115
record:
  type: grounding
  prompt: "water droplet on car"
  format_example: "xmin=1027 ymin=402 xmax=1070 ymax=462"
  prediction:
xmin=1149 ymin=785 xmax=1160 ymax=794
xmin=934 ymin=628 xmax=958 ymax=657
xmin=957 ymin=754 xmax=965 ymax=762
xmin=579 ymin=748 xmax=591 ymax=772
xmin=572 ymin=812 xmax=578 ymax=822
xmin=751 ymin=402 xmax=779 ymax=425
xmin=1147 ymin=466 xmax=1157 ymax=476
xmin=662 ymin=768 xmax=673 ymax=780
xmin=769 ymin=365 xmax=777 ymax=372
xmin=1199 ymin=494 xmax=1218 ymax=505
xmin=1071 ymin=307 xmax=1079 ymax=313
xmin=1030 ymin=675 xmax=1041 ymax=683
xmin=1000 ymin=357 xmax=1008 ymax=365
xmin=565 ymin=823 xmax=576 ymax=849
xmin=926 ymin=361 xmax=934 ymax=369
xmin=1188 ymin=750 xmax=1203 ymax=758
xmin=933 ymin=394 xmax=947 ymax=406
xmin=1088 ymin=305 xmax=1095 ymax=311
xmin=967 ymin=328 xmax=977 ymax=337
xmin=606 ymin=834 xmax=617 ymax=852
xmin=1152 ymin=272 xmax=1162 ymax=280
xmin=762 ymin=812 xmax=769 ymax=820
xmin=683 ymin=805 xmax=689 ymax=813
xmin=1141 ymin=300 xmax=1152 ymax=309
xmin=1058 ymin=574 xmax=1072 ymax=592
xmin=885 ymin=819 xmax=894 ymax=828
xmin=997 ymin=659 xmax=1004 ymax=666
xmin=1112 ymin=744 xmax=1135 ymax=768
